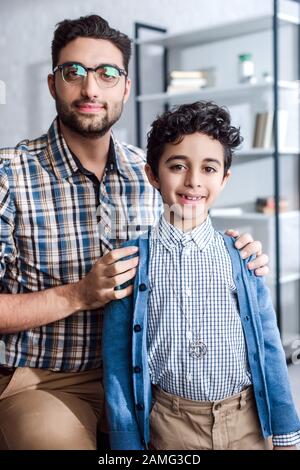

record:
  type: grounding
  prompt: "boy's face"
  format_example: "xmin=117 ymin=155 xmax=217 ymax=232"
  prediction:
xmin=48 ymin=37 xmax=131 ymax=138
xmin=146 ymin=132 xmax=230 ymax=231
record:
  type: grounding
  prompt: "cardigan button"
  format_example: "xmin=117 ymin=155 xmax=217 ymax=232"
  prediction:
xmin=133 ymin=366 xmax=142 ymax=373
xmin=134 ymin=324 xmax=142 ymax=332
xmin=139 ymin=283 xmax=147 ymax=292
xmin=136 ymin=403 xmax=144 ymax=411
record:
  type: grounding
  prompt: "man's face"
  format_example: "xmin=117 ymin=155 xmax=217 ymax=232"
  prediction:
xmin=48 ymin=37 xmax=131 ymax=139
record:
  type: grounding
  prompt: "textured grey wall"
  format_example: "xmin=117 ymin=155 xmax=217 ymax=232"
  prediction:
xmin=0 ymin=0 xmax=272 ymax=147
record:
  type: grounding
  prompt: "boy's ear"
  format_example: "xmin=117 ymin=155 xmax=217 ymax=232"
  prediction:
xmin=145 ymin=164 xmax=160 ymax=190
xmin=221 ymin=169 xmax=231 ymax=189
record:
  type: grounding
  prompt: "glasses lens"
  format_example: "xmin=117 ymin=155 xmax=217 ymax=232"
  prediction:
xmin=62 ymin=64 xmax=86 ymax=83
xmin=95 ymin=65 xmax=120 ymax=87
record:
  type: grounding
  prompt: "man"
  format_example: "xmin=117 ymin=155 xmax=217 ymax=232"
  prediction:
xmin=0 ymin=15 xmax=269 ymax=450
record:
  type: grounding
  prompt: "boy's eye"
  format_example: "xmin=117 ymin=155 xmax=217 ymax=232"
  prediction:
xmin=204 ymin=166 xmax=217 ymax=173
xmin=170 ymin=164 xmax=186 ymax=171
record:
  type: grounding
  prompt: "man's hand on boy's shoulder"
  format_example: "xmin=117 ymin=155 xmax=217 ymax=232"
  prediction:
xmin=225 ymin=229 xmax=269 ymax=277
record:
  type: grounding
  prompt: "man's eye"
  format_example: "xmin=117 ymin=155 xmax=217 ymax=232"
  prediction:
xmin=68 ymin=70 xmax=79 ymax=77
xmin=64 ymin=65 xmax=85 ymax=79
xmin=98 ymin=66 xmax=119 ymax=81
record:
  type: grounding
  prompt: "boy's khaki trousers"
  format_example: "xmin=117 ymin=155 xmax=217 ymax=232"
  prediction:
xmin=150 ymin=385 xmax=273 ymax=450
xmin=0 ymin=366 xmax=104 ymax=450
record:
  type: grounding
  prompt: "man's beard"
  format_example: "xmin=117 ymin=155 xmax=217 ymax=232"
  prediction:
xmin=55 ymin=96 xmax=124 ymax=139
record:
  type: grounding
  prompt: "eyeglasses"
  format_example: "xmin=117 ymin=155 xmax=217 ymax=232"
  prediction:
xmin=53 ymin=62 xmax=127 ymax=88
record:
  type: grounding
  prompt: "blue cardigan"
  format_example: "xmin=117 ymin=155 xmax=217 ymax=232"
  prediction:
xmin=102 ymin=233 xmax=300 ymax=450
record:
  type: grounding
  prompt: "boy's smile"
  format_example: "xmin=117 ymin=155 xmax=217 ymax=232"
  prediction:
xmin=146 ymin=132 xmax=230 ymax=231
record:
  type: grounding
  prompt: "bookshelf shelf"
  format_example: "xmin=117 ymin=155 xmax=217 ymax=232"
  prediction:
xmin=211 ymin=209 xmax=300 ymax=286
xmin=137 ymin=80 xmax=299 ymax=103
xmin=210 ymin=209 xmax=300 ymax=221
xmin=135 ymin=12 xmax=300 ymax=48
xmin=237 ymin=148 xmax=299 ymax=157
xmin=234 ymin=147 xmax=300 ymax=164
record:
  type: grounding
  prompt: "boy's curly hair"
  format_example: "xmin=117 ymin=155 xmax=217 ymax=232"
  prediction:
xmin=146 ymin=101 xmax=243 ymax=177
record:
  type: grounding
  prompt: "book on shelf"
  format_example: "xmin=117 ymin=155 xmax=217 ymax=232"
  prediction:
xmin=167 ymin=77 xmax=207 ymax=93
xmin=169 ymin=78 xmax=207 ymax=86
xmin=255 ymin=197 xmax=288 ymax=214
xmin=170 ymin=70 xmax=207 ymax=79
xmin=167 ymin=85 xmax=207 ymax=93
xmin=252 ymin=111 xmax=273 ymax=148
xmin=252 ymin=110 xmax=288 ymax=149
xmin=167 ymin=68 xmax=216 ymax=93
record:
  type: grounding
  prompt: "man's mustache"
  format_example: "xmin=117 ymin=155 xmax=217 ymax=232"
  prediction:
xmin=72 ymin=99 xmax=107 ymax=108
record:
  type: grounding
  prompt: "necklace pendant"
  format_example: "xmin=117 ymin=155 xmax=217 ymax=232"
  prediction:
xmin=189 ymin=339 xmax=207 ymax=359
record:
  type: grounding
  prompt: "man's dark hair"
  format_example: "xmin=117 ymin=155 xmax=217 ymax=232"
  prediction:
xmin=147 ymin=101 xmax=243 ymax=177
xmin=51 ymin=15 xmax=132 ymax=72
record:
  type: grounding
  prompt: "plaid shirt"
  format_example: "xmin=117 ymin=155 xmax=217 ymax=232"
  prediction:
xmin=0 ymin=117 xmax=162 ymax=371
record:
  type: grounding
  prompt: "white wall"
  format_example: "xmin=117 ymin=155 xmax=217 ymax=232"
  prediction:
xmin=0 ymin=0 xmax=272 ymax=148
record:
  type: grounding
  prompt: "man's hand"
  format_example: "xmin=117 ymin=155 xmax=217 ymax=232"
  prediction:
xmin=75 ymin=246 xmax=139 ymax=310
xmin=225 ymin=229 xmax=269 ymax=277
xmin=273 ymin=445 xmax=297 ymax=450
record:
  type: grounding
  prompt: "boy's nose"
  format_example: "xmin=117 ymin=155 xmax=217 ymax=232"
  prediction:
xmin=184 ymin=172 xmax=202 ymax=188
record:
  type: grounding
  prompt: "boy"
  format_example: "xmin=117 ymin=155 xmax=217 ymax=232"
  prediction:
xmin=103 ymin=101 xmax=300 ymax=450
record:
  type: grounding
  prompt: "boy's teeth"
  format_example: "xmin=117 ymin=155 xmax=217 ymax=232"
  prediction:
xmin=182 ymin=195 xmax=201 ymax=200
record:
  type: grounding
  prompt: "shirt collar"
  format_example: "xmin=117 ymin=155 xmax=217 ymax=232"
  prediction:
xmin=155 ymin=214 xmax=215 ymax=252
xmin=45 ymin=116 xmax=127 ymax=180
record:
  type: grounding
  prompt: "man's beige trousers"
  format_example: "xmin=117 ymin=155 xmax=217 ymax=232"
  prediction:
xmin=0 ymin=366 xmax=103 ymax=450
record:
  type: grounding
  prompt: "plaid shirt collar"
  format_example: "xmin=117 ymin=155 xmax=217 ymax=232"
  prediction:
xmin=45 ymin=117 xmax=128 ymax=180
xmin=155 ymin=214 xmax=215 ymax=252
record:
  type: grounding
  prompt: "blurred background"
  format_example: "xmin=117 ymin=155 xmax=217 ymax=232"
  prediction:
xmin=0 ymin=0 xmax=299 ymax=410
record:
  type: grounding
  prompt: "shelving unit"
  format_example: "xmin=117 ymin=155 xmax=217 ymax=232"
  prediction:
xmin=134 ymin=0 xmax=300 ymax=356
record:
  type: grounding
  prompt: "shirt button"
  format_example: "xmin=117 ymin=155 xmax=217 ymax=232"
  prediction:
xmin=184 ymin=247 xmax=191 ymax=256
xmin=186 ymin=372 xmax=192 ymax=382
xmin=133 ymin=366 xmax=142 ymax=373
xmin=186 ymin=288 xmax=192 ymax=297
xmin=104 ymin=226 xmax=109 ymax=234
xmin=139 ymin=283 xmax=147 ymax=292
xmin=134 ymin=324 xmax=142 ymax=332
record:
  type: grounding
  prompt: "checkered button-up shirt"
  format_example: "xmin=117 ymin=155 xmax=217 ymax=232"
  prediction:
xmin=0 ymin=117 xmax=162 ymax=371
xmin=148 ymin=215 xmax=300 ymax=446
